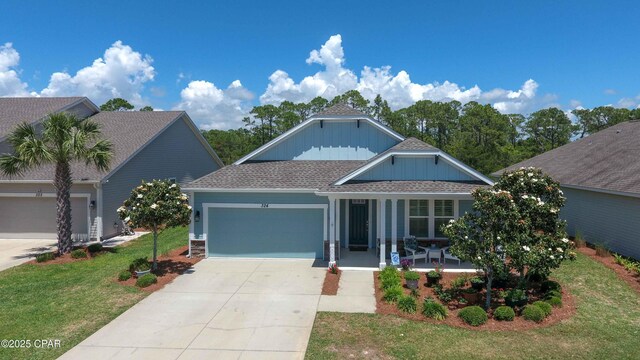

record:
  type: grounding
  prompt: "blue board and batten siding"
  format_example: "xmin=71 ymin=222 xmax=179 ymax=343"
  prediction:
xmin=102 ymin=117 xmax=220 ymax=238
xmin=253 ymin=121 xmax=400 ymax=161
xmin=355 ymin=156 xmax=474 ymax=181
xmin=561 ymin=187 xmax=640 ymax=259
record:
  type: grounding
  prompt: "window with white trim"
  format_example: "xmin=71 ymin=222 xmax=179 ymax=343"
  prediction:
xmin=409 ymin=200 xmax=429 ymax=238
xmin=434 ymin=200 xmax=454 ymax=238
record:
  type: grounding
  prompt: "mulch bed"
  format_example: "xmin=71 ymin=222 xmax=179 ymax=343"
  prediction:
xmin=118 ymin=245 xmax=201 ymax=292
xmin=374 ymin=271 xmax=575 ymax=331
xmin=322 ymin=270 xmax=342 ymax=295
xmin=577 ymin=246 xmax=640 ymax=294
xmin=29 ymin=247 xmax=110 ymax=265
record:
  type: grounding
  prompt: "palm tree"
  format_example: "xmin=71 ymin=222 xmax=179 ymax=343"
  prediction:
xmin=0 ymin=113 xmax=112 ymax=254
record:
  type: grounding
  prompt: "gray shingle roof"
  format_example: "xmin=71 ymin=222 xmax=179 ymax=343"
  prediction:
xmin=493 ymin=120 xmax=640 ymax=195
xmin=186 ymin=160 xmax=366 ymax=189
xmin=0 ymin=111 xmax=184 ymax=181
xmin=320 ymin=180 xmax=488 ymax=193
xmin=314 ymin=103 xmax=367 ymax=117
xmin=0 ymin=97 xmax=86 ymax=139
xmin=387 ymin=137 xmax=438 ymax=151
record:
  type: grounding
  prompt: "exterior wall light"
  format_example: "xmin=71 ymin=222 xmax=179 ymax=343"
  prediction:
xmin=194 ymin=210 xmax=200 ymax=222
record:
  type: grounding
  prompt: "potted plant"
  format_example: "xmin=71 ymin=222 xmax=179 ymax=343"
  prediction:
xmin=400 ymin=258 xmax=412 ymax=271
xmin=426 ymin=263 xmax=443 ymax=287
xmin=457 ymin=297 xmax=468 ymax=308
xmin=469 ymin=276 xmax=485 ymax=291
xmin=404 ymin=271 xmax=420 ymax=289
xmin=129 ymin=257 xmax=151 ymax=277
xmin=504 ymin=288 xmax=528 ymax=308
xmin=461 ymin=287 xmax=481 ymax=304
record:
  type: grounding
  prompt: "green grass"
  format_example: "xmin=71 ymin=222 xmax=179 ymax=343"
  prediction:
xmin=0 ymin=227 xmax=188 ymax=360
xmin=306 ymin=253 xmax=640 ymax=360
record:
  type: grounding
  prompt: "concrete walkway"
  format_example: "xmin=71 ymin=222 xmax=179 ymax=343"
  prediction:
xmin=0 ymin=239 xmax=56 ymax=272
xmin=60 ymin=258 xmax=325 ymax=360
xmin=318 ymin=271 xmax=376 ymax=313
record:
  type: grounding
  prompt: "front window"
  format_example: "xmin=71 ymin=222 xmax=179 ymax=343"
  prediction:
xmin=434 ymin=200 xmax=454 ymax=238
xmin=409 ymin=200 xmax=429 ymax=237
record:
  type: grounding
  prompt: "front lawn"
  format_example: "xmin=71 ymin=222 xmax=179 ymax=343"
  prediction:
xmin=306 ymin=252 xmax=640 ymax=359
xmin=0 ymin=227 xmax=188 ymax=360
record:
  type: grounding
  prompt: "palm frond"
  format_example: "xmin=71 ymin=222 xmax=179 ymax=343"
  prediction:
xmin=0 ymin=154 xmax=29 ymax=176
xmin=84 ymin=139 xmax=113 ymax=172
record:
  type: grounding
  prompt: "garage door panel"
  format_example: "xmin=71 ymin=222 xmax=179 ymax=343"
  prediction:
xmin=208 ymin=207 xmax=324 ymax=259
xmin=0 ymin=197 xmax=88 ymax=239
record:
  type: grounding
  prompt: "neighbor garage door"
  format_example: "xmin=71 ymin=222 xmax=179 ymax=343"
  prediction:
xmin=0 ymin=196 xmax=88 ymax=239
xmin=207 ymin=205 xmax=325 ymax=259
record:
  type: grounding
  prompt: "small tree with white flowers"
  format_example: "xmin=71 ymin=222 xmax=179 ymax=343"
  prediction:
xmin=118 ymin=180 xmax=191 ymax=271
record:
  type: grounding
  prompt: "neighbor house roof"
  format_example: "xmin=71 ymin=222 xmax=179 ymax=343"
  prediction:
xmin=313 ymin=103 xmax=367 ymax=117
xmin=493 ymin=120 xmax=640 ymax=196
xmin=0 ymin=111 xmax=190 ymax=182
xmin=0 ymin=97 xmax=88 ymax=139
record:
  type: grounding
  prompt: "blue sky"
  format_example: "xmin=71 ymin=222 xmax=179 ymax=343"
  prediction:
xmin=1 ymin=0 xmax=639 ymax=129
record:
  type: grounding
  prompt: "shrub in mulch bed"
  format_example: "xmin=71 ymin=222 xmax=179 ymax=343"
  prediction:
xmin=373 ymin=270 xmax=576 ymax=330
xmin=322 ymin=267 xmax=342 ymax=295
xmin=577 ymin=247 xmax=640 ymax=294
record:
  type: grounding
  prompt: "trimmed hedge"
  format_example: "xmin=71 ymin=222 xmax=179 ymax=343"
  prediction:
xmin=118 ymin=270 xmax=132 ymax=281
xmin=136 ymin=273 xmax=157 ymax=288
xmin=87 ymin=243 xmax=103 ymax=253
xmin=546 ymin=296 xmax=563 ymax=308
xmin=458 ymin=306 xmax=487 ymax=326
xmin=493 ymin=305 xmax=515 ymax=321
xmin=70 ymin=249 xmax=88 ymax=259
xmin=533 ymin=301 xmax=553 ymax=317
xmin=35 ymin=252 xmax=55 ymax=263
xmin=522 ymin=304 xmax=545 ymax=323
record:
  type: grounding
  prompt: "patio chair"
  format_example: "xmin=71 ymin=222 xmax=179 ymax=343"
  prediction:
xmin=441 ymin=246 xmax=460 ymax=265
xmin=402 ymin=236 xmax=427 ymax=266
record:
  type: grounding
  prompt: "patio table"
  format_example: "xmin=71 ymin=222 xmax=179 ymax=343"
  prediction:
xmin=419 ymin=246 xmax=442 ymax=264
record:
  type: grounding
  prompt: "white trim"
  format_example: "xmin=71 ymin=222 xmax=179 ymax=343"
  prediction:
xmin=333 ymin=151 xmax=494 ymax=186
xmin=404 ymin=200 xmax=410 ymax=237
xmin=329 ymin=197 xmax=336 ymax=265
xmin=344 ymin=200 xmax=350 ymax=248
xmin=183 ymin=187 xmax=317 ymax=193
xmin=201 ymin=202 xmax=329 ymax=258
xmin=561 ymin=183 xmax=640 ymax=199
xmin=233 ymin=116 xmax=405 ymax=165
xmin=315 ymin=191 xmax=475 ymax=199
xmin=188 ymin=192 xmax=195 ymax=241
xmin=335 ymin=198 xmax=340 ymax=244
xmin=379 ymin=198 xmax=387 ymax=268
xmin=0 ymin=192 xmax=91 ymax=238
xmin=95 ymin=183 xmax=103 ymax=239
xmin=391 ymin=199 xmax=398 ymax=253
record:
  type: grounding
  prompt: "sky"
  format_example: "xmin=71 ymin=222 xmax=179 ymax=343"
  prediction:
xmin=1 ymin=0 xmax=639 ymax=130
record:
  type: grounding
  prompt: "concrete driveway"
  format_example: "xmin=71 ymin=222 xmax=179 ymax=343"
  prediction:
xmin=0 ymin=239 xmax=56 ymax=272
xmin=61 ymin=258 xmax=325 ymax=360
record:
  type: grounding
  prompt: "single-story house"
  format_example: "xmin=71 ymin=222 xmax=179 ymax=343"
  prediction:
xmin=184 ymin=104 xmax=493 ymax=267
xmin=0 ymin=97 xmax=223 ymax=241
xmin=494 ymin=120 xmax=640 ymax=260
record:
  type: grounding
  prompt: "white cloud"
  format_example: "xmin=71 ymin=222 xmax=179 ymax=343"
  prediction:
xmin=617 ymin=95 xmax=640 ymax=108
xmin=260 ymin=34 xmax=555 ymax=116
xmin=0 ymin=42 xmax=30 ymax=96
xmin=39 ymin=41 xmax=155 ymax=106
xmin=174 ymin=79 xmax=254 ymax=129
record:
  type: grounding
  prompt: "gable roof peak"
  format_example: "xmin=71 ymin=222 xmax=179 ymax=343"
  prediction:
xmin=314 ymin=103 xmax=367 ymax=117
xmin=391 ymin=137 xmax=439 ymax=151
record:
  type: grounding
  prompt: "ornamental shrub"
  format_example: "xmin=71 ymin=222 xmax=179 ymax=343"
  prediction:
xmin=545 ymin=296 xmax=563 ymax=308
xmin=70 ymin=249 xmax=88 ymax=259
xmin=540 ymin=280 xmax=562 ymax=293
xmin=522 ymin=304 xmax=545 ymax=322
xmin=380 ymin=268 xmax=402 ymax=290
xmin=533 ymin=301 xmax=553 ymax=317
xmin=404 ymin=271 xmax=420 ymax=281
xmin=397 ymin=295 xmax=417 ymax=313
xmin=118 ymin=270 xmax=132 ymax=281
xmin=545 ymin=289 xmax=562 ymax=299
xmin=383 ymin=286 xmax=403 ymax=303
xmin=35 ymin=252 xmax=55 ymax=263
xmin=136 ymin=273 xmax=157 ymax=288
xmin=87 ymin=243 xmax=103 ymax=253
xmin=458 ymin=306 xmax=488 ymax=326
xmin=493 ymin=306 xmax=515 ymax=321
xmin=422 ymin=298 xmax=447 ymax=320
xmin=129 ymin=257 xmax=151 ymax=272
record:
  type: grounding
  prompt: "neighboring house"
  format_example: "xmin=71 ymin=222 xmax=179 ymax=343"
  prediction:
xmin=185 ymin=104 xmax=493 ymax=267
xmin=0 ymin=97 xmax=223 ymax=241
xmin=494 ymin=120 xmax=640 ymax=260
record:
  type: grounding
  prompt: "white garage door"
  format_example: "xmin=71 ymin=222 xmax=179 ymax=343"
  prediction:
xmin=0 ymin=196 xmax=88 ymax=239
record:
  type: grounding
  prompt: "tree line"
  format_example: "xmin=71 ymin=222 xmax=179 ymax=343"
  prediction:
xmin=202 ymin=90 xmax=640 ymax=174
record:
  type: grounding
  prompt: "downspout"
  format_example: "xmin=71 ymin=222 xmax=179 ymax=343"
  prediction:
xmin=93 ymin=182 xmax=104 ymax=241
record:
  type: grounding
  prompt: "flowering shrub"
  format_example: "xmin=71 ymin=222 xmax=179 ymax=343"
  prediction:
xmin=400 ymin=258 xmax=413 ymax=270
xmin=118 ymin=180 xmax=191 ymax=270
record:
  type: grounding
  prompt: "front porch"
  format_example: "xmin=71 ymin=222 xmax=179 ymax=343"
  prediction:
xmin=323 ymin=196 xmax=476 ymax=269
xmin=332 ymin=247 xmax=476 ymax=271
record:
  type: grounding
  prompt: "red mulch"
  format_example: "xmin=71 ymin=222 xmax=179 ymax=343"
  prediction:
xmin=117 ymin=245 xmax=201 ymax=292
xmin=29 ymin=247 xmax=106 ymax=265
xmin=577 ymin=247 xmax=640 ymax=294
xmin=322 ymin=270 xmax=342 ymax=295
xmin=374 ymin=271 xmax=575 ymax=331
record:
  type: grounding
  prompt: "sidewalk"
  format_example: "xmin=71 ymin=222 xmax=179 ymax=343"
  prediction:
xmin=318 ymin=271 xmax=376 ymax=313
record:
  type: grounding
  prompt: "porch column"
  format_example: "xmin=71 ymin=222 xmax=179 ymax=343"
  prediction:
xmin=336 ymin=199 xmax=341 ymax=245
xmin=329 ymin=197 xmax=336 ymax=266
xmin=379 ymin=198 xmax=387 ymax=269
xmin=391 ymin=198 xmax=398 ymax=253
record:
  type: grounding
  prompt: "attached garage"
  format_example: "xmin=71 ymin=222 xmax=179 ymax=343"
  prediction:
xmin=205 ymin=203 xmax=327 ymax=259
xmin=0 ymin=195 xmax=89 ymax=239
